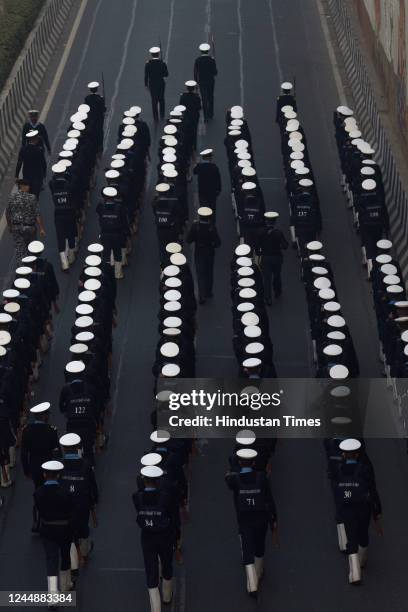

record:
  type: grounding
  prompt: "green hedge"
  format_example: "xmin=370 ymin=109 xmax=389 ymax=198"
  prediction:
xmin=0 ymin=0 xmax=45 ymax=92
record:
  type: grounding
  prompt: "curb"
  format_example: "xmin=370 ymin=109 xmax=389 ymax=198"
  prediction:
xmin=327 ymin=0 xmax=408 ymax=281
xmin=0 ymin=0 xmax=75 ymax=185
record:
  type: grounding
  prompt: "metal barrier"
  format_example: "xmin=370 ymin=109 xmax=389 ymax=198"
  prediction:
xmin=0 ymin=0 xmax=74 ymax=184
xmin=327 ymin=0 xmax=408 ymax=281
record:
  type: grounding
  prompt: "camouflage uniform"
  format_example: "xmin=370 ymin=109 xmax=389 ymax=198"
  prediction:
xmin=7 ymin=191 xmax=39 ymax=261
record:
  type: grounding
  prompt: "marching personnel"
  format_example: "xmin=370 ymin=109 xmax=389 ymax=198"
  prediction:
xmin=22 ymin=109 xmax=51 ymax=154
xmin=26 ymin=240 xmax=60 ymax=315
xmin=186 ymin=207 xmax=221 ymax=304
xmin=153 ymin=183 xmax=182 ymax=265
xmin=34 ymin=460 xmax=73 ymax=596
xmin=84 ymin=81 xmax=106 ymax=154
xmin=21 ymin=402 xmax=59 ymax=532
xmin=49 ymin=163 xmax=78 ymax=271
xmin=132 ymin=465 xmax=180 ymax=612
xmin=145 ymin=47 xmax=169 ymax=122
xmin=256 ymin=212 xmax=288 ymax=305
xmin=332 ymin=439 xmax=382 ymax=585
xmin=179 ymin=81 xmax=202 ymax=152
xmin=355 ymin=179 xmax=389 ymax=270
xmin=275 ymin=81 xmax=297 ymax=123
xmin=193 ymin=149 xmax=222 ymax=216
xmin=15 ymin=130 xmax=47 ymax=198
xmin=59 ymin=433 xmax=98 ymax=566
xmin=226 ymin=448 xmax=278 ymax=597
xmin=193 ymin=42 xmax=218 ymax=121
xmin=6 ymin=179 xmax=45 ymax=261
xmin=96 ymin=187 xmax=129 ymax=279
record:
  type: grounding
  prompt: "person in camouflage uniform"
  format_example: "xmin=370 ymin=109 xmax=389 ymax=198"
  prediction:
xmin=6 ymin=179 xmax=45 ymax=261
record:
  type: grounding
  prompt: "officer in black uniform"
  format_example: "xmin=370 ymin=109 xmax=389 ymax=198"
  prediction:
xmin=332 ymin=438 xmax=382 ymax=585
xmin=193 ymin=43 xmax=218 ymax=121
xmin=59 ymin=433 xmax=98 ymax=567
xmin=256 ymin=212 xmax=288 ymax=305
xmin=22 ymin=110 xmax=51 ymax=154
xmin=179 ymin=81 xmax=202 ymax=152
xmin=145 ymin=47 xmax=169 ymax=122
xmin=96 ymin=186 xmax=129 ymax=279
xmin=21 ymin=402 xmax=59 ymax=532
xmin=226 ymin=448 xmax=278 ymax=597
xmin=84 ymin=81 xmax=106 ymax=154
xmin=153 ymin=183 xmax=181 ymax=265
xmin=193 ymin=149 xmax=222 ymax=216
xmin=186 ymin=207 xmax=221 ymax=304
xmin=49 ymin=162 xmax=78 ymax=271
xmin=275 ymin=81 xmax=297 ymax=123
xmin=132 ymin=465 xmax=179 ymax=612
xmin=34 ymin=460 xmax=73 ymax=596
xmin=15 ymin=130 xmax=47 ymax=198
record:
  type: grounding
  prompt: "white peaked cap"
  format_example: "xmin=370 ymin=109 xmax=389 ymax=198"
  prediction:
xmin=78 ymin=290 xmax=96 ymax=303
xmin=360 ymin=166 xmax=375 ymax=176
xmin=111 ymin=160 xmax=125 ymax=169
xmin=311 ymin=266 xmax=328 ymax=275
xmin=198 ymin=206 xmax=213 ymax=217
xmin=235 ymin=244 xmax=251 ymax=256
xmin=0 ymin=313 xmax=11 ymax=324
xmin=88 ymin=81 xmax=99 ymax=88
xmin=59 ymin=433 xmax=81 ymax=446
xmin=4 ymin=302 xmax=20 ymax=313
xmin=245 ymin=342 xmax=264 ymax=355
xmin=149 ymin=46 xmax=161 ymax=54
xmin=165 ymin=277 xmax=182 ymax=288
xmin=161 ymin=363 xmax=180 ymax=377
xmin=151 ymin=429 xmax=171 ymax=443
xmin=84 ymin=266 xmax=102 ymax=278
xmin=327 ymin=315 xmax=346 ymax=328
xmin=141 ymin=466 xmax=164 ymax=478
xmin=88 ymin=243 xmax=104 ymax=253
xmin=237 ymin=302 xmax=255 ymax=312
xmin=166 ymin=242 xmax=182 ymax=254
xmin=163 ymin=136 xmax=177 ymax=146
xmin=0 ymin=331 xmax=11 ymax=346
xmin=236 ymin=429 xmax=256 ymax=445
xmin=163 ymin=316 xmax=182 ymax=328
xmin=377 ymin=239 xmax=393 ymax=250
xmin=236 ymin=256 xmax=252 ymax=267
xmin=156 ymin=183 xmax=171 ymax=193
xmin=323 ymin=344 xmax=343 ymax=356
xmin=69 ymin=342 xmax=88 ymax=354
xmin=236 ymin=448 xmax=258 ymax=459
xmin=67 ymin=129 xmax=81 ymax=139
xmin=318 ymin=288 xmax=336 ymax=301
xmin=237 ymin=266 xmax=254 ymax=277
xmin=52 ymin=163 xmax=66 ymax=174
xmin=85 ymin=255 xmax=102 ymax=267
xmin=327 ymin=331 xmax=346 ymax=341
xmin=200 ymin=149 xmax=213 ymax=156
xmin=163 ymin=328 xmax=181 ymax=336
xmin=30 ymin=402 xmax=51 ymax=414
xmin=117 ymin=138 xmax=134 ymax=150
xmin=160 ymin=342 xmax=180 ymax=358
xmin=239 ymin=288 xmax=257 ymax=299
xmin=84 ymin=279 xmax=101 ymax=291
xmin=72 ymin=122 xmax=86 ymax=131
xmin=14 ymin=278 xmax=30 ymax=290
xmin=242 ymin=181 xmax=257 ymax=191
xmin=3 ymin=289 xmax=19 ymax=298
xmin=15 ymin=266 xmax=32 ymax=276
xmin=231 ymin=120 xmax=243 ymax=126
xmin=199 ymin=43 xmax=211 ymax=52
xmin=164 ymin=125 xmax=177 ymax=135
xmin=26 ymin=130 xmax=39 ymax=138
xmin=164 ymin=301 xmax=181 ymax=312
xmin=362 ymin=179 xmax=376 ymax=191
xmin=28 ymin=240 xmax=44 ymax=254
xmin=242 ymin=167 xmax=256 ymax=177
xmin=163 ymin=265 xmax=180 ymax=277
xmin=163 ymin=168 xmax=178 ymax=178
xmin=122 ymin=117 xmax=135 ymax=125
xmin=306 ymin=241 xmax=323 ymax=251
xmin=76 ymin=331 xmax=94 ymax=342
xmin=237 ymin=151 xmax=251 ymax=160
xmin=103 ymin=186 xmax=117 ymax=198
xmin=163 ymin=146 xmax=176 ymax=155
xmin=105 ymin=170 xmax=120 ymax=179
xmin=75 ymin=315 xmax=94 ymax=328
xmin=337 ymin=105 xmax=353 ymax=116
xmin=244 ymin=325 xmax=261 ymax=338
xmin=59 ymin=150 xmax=73 ymax=159
xmin=386 ymin=285 xmax=404 ymax=294
xmin=164 ymin=289 xmax=181 ymax=301
xmin=339 ymin=438 xmax=361 ymax=452
xmin=330 ymin=385 xmax=351 ymax=398
xmin=383 ymin=274 xmax=401 ymax=285
xmin=323 ymin=301 xmax=341 ymax=313
xmin=241 ymin=312 xmax=259 ymax=326
xmin=65 ymin=360 xmax=85 ymax=373
xmin=41 ymin=460 xmax=64 ymax=471
xmin=313 ymin=277 xmax=331 ymax=290
xmin=141 ymin=453 xmax=162 ymax=466
xmin=112 ymin=153 xmax=126 ymax=160
xmin=170 ymin=253 xmax=187 ymax=266
xmin=329 ymin=364 xmax=349 ymax=379
xmin=264 ymin=211 xmax=279 ymax=219
xmin=281 ymin=81 xmax=293 ymax=90
xmin=163 ymin=153 xmax=177 ymax=163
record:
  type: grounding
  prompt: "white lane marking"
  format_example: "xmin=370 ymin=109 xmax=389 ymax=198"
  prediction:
xmin=0 ymin=0 xmax=91 ymax=246
xmin=103 ymin=0 xmax=139 ymax=150
xmin=204 ymin=0 xmax=212 ymax=36
xmin=165 ymin=0 xmax=176 ymax=63
xmin=315 ymin=0 xmax=347 ymax=103
xmin=266 ymin=0 xmax=283 ymax=82
xmin=237 ymin=0 xmax=244 ymax=107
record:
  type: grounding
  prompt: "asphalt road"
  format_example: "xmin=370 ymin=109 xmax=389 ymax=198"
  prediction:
xmin=1 ymin=1 xmax=408 ymax=611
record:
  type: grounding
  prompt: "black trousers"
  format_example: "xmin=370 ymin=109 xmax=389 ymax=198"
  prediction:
xmin=195 ymin=249 xmax=215 ymax=300
xmin=101 ymin=233 xmax=123 ymax=262
xmin=199 ymin=81 xmax=215 ymax=119
xmin=71 ymin=508 xmax=90 ymax=540
xmin=40 ymin=526 xmax=71 ymax=575
xmin=360 ymin=226 xmax=384 ymax=259
xmin=149 ymin=86 xmax=166 ymax=121
xmin=238 ymin=519 xmax=268 ymax=564
xmin=261 ymin=255 xmax=283 ymax=301
xmin=141 ymin=530 xmax=174 ymax=588
xmin=55 ymin=215 xmax=77 ymax=252
xmin=341 ymin=504 xmax=371 ymax=554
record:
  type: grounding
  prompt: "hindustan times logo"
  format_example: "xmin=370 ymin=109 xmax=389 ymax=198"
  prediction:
xmin=168 ymin=389 xmax=283 ymax=411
